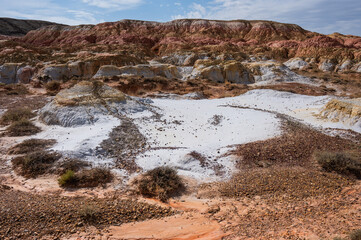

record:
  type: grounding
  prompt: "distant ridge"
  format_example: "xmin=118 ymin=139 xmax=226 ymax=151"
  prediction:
xmin=0 ymin=17 xmax=66 ymax=36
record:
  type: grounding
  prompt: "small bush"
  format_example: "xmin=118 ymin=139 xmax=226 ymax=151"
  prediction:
xmin=8 ymin=139 xmax=56 ymax=154
xmin=58 ymin=170 xmax=76 ymax=187
xmin=45 ymin=80 xmax=61 ymax=95
xmin=58 ymin=159 xmax=89 ymax=174
xmin=350 ymin=229 xmax=361 ymax=240
xmin=12 ymin=151 xmax=62 ymax=178
xmin=1 ymin=84 xmax=28 ymax=95
xmin=58 ymin=168 xmax=113 ymax=188
xmin=78 ymin=204 xmax=100 ymax=223
xmin=315 ymin=151 xmax=361 ymax=179
xmin=136 ymin=166 xmax=185 ymax=202
xmin=0 ymin=107 xmax=35 ymax=125
xmin=6 ymin=119 xmax=41 ymax=136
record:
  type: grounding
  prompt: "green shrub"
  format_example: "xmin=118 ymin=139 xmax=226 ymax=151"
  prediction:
xmin=58 ymin=168 xmax=113 ymax=188
xmin=12 ymin=151 xmax=62 ymax=178
xmin=0 ymin=107 xmax=35 ymax=125
xmin=6 ymin=119 xmax=41 ymax=136
xmin=58 ymin=170 xmax=76 ymax=187
xmin=136 ymin=166 xmax=185 ymax=202
xmin=8 ymin=139 xmax=56 ymax=154
xmin=315 ymin=151 xmax=361 ymax=179
xmin=350 ymin=229 xmax=361 ymax=240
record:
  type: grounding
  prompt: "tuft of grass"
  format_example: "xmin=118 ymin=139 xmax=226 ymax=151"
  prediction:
xmin=58 ymin=168 xmax=113 ymax=188
xmin=12 ymin=151 xmax=62 ymax=178
xmin=315 ymin=151 xmax=361 ymax=179
xmin=136 ymin=166 xmax=185 ymax=202
xmin=6 ymin=119 xmax=41 ymax=136
xmin=8 ymin=139 xmax=56 ymax=154
xmin=350 ymin=229 xmax=361 ymax=240
xmin=0 ymin=107 xmax=35 ymax=125
xmin=78 ymin=204 xmax=100 ymax=223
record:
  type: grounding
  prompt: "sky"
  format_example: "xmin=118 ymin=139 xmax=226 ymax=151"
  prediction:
xmin=0 ymin=0 xmax=360 ymax=36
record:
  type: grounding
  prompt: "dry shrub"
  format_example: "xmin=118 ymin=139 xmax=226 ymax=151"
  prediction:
xmin=8 ymin=139 xmax=56 ymax=154
xmin=1 ymin=84 xmax=28 ymax=95
xmin=58 ymin=159 xmax=89 ymax=174
xmin=12 ymin=151 xmax=62 ymax=178
xmin=0 ymin=107 xmax=35 ymax=125
xmin=315 ymin=151 xmax=361 ymax=179
xmin=135 ymin=166 xmax=185 ymax=202
xmin=6 ymin=119 xmax=41 ymax=136
xmin=58 ymin=168 xmax=113 ymax=188
xmin=350 ymin=229 xmax=361 ymax=240
xmin=45 ymin=80 xmax=61 ymax=95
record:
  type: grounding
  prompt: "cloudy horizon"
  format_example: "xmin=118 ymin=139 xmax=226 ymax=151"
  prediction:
xmin=0 ymin=0 xmax=360 ymax=36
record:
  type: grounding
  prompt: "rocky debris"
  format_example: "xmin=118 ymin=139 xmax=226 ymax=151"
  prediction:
xmin=284 ymin=57 xmax=308 ymax=70
xmin=230 ymin=119 xmax=359 ymax=169
xmin=98 ymin=117 xmax=148 ymax=174
xmin=156 ymin=52 xmax=209 ymax=66
xmin=0 ymin=190 xmax=175 ymax=239
xmin=243 ymin=60 xmax=310 ymax=84
xmin=220 ymin=168 xmax=352 ymax=199
xmin=320 ymin=98 xmax=361 ymax=127
xmin=93 ymin=63 xmax=181 ymax=79
xmin=40 ymin=81 xmax=131 ymax=127
xmin=0 ymin=17 xmax=65 ymax=36
xmin=352 ymin=62 xmax=361 ymax=72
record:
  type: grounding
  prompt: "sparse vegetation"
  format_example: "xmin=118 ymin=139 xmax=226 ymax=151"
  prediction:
xmin=136 ymin=166 xmax=185 ymax=202
xmin=350 ymin=229 xmax=361 ymax=240
xmin=58 ymin=159 xmax=89 ymax=174
xmin=0 ymin=107 xmax=35 ymax=125
xmin=8 ymin=139 xmax=56 ymax=154
xmin=12 ymin=151 xmax=62 ymax=178
xmin=58 ymin=170 xmax=76 ymax=187
xmin=6 ymin=119 xmax=41 ymax=136
xmin=0 ymin=83 xmax=28 ymax=95
xmin=78 ymin=204 xmax=100 ymax=223
xmin=58 ymin=168 xmax=113 ymax=188
xmin=315 ymin=151 xmax=361 ymax=179
xmin=45 ymin=80 xmax=61 ymax=95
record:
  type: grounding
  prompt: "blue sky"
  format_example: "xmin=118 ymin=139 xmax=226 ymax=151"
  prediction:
xmin=1 ymin=0 xmax=360 ymax=36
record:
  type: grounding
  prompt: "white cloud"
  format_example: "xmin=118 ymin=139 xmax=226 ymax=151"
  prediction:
xmin=82 ymin=0 xmax=143 ymax=10
xmin=0 ymin=0 xmax=100 ymax=25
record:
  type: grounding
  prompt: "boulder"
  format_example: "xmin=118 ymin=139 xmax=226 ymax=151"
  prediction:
xmin=16 ymin=66 xmax=34 ymax=83
xmin=93 ymin=65 xmax=122 ymax=78
xmin=284 ymin=58 xmax=308 ymax=70
xmin=336 ymin=60 xmax=353 ymax=72
xmin=41 ymin=64 xmax=69 ymax=81
xmin=0 ymin=63 xmax=20 ymax=84
xmin=40 ymin=81 xmax=128 ymax=127
xmin=318 ymin=59 xmax=336 ymax=72
xmin=93 ymin=64 xmax=181 ymax=79
xmin=320 ymin=98 xmax=361 ymax=128
xmin=190 ymin=59 xmax=253 ymax=84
